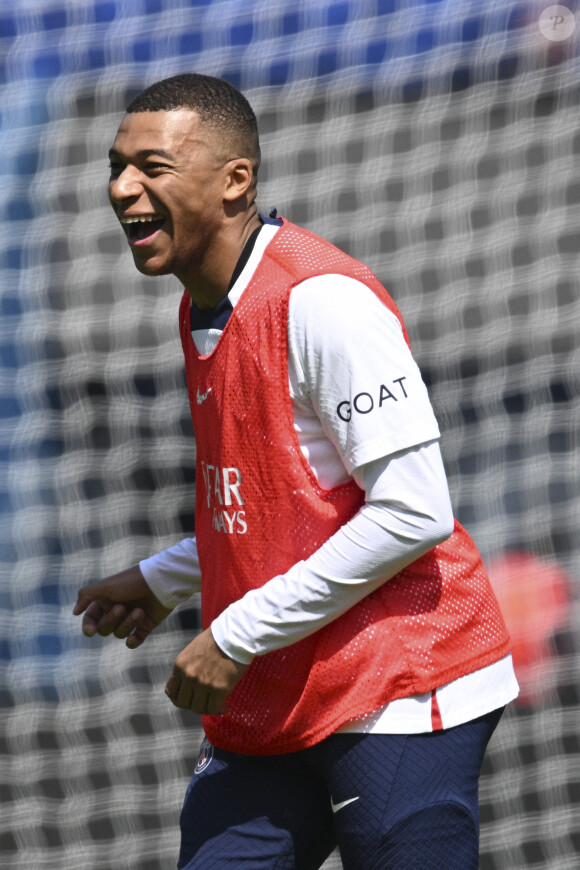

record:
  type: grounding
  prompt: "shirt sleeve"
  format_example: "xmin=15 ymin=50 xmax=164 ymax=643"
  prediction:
xmin=287 ymin=274 xmax=440 ymax=473
xmin=139 ymin=537 xmax=202 ymax=609
xmin=211 ymin=439 xmax=455 ymax=664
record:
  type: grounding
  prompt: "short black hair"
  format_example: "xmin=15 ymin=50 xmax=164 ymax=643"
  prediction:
xmin=126 ymin=73 xmax=260 ymax=176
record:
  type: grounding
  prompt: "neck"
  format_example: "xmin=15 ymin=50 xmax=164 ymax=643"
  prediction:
xmin=180 ymin=208 xmax=262 ymax=309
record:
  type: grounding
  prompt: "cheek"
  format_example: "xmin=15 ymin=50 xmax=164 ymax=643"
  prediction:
xmin=178 ymin=199 xmax=219 ymax=237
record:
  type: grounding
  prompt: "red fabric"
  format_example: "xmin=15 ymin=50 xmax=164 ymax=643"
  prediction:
xmin=431 ymin=690 xmax=443 ymax=731
xmin=179 ymin=219 xmax=511 ymax=755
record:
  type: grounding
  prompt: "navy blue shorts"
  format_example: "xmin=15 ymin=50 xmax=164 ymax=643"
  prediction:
xmin=178 ymin=707 xmax=503 ymax=870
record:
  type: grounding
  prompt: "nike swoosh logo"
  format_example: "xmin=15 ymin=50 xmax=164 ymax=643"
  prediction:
xmin=330 ymin=796 xmax=360 ymax=813
xmin=196 ymin=387 xmax=212 ymax=405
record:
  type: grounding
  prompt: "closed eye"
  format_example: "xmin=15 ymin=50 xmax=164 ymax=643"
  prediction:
xmin=144 ymin=162 xmax=171 ymax=175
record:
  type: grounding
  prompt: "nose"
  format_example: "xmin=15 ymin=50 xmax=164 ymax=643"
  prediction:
xmin=109 ymin=164 xmax=145 ymax=204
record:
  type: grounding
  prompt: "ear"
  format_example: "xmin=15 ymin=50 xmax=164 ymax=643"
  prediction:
xmin=223 ymin=157 xmax=255 ymax=203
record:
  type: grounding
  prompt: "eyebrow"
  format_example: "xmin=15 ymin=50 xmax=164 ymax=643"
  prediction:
xmin=108 ymin=147 xmax=176 ymax=160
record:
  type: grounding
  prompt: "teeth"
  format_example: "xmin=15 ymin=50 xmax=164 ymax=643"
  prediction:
xmin=121 ymin=215 xmax=162 ymax=224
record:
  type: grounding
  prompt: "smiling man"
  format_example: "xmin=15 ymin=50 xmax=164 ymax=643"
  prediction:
xmin=108 ymin=83 xmax=261 ymax=306
xmin=74 ymin=74 xmax=518 ymax=870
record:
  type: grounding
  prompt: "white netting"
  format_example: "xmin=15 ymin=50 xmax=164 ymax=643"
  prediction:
xmin=1 ymin=1 xmax=579 ymax=868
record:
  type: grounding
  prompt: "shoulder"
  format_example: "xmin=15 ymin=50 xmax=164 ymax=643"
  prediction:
xmin=288 ymin=273 xmax=406 ymax=349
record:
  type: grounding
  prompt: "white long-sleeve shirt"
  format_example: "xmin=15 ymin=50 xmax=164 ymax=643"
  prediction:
xmin=141 ymin=222 xmax=518 ymax=732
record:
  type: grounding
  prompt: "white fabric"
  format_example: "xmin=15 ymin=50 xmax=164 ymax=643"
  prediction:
xmin=140 ymin=537 xmax=201 ymax=609
xmin=140 ymin=222 xmax=518 ymax=731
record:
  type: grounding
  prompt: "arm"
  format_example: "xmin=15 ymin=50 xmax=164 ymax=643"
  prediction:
xmin=211 ymin=439 xmax=454 ymax=662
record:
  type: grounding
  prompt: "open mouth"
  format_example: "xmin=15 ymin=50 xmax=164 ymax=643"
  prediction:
xmin=120 ymin=214 xmax=166 ymax=244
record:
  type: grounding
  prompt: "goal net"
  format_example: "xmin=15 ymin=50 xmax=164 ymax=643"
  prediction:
xmin=1 ymin=2 xmax=578 ymax=868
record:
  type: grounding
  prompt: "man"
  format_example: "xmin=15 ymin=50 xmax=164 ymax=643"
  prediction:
xmin=74 ymin=74 xmax=518 ymax=869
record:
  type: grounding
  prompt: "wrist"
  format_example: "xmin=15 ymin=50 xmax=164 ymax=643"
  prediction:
xmin=210 ymin=616 xmax=256 ymax=665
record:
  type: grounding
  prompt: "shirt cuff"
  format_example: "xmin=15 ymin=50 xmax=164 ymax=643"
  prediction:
xmin=139 ymin=537 xmax=202 ymax=610
xmin=211 ymin=616 xmax=257 ymax=665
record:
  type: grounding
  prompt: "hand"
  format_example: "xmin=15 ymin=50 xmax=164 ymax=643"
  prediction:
xmin=73 ymin=565 xmax=172 ymax=649
xmin=165 ymin=628 xmax=249 ymax=715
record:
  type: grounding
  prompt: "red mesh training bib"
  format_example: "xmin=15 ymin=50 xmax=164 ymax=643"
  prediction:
xmin=179 ymin=219 xmax=511 ymax=755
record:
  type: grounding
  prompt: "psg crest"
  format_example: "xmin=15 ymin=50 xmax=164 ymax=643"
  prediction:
xmin=194 ymin=737 xmax=214 ymax=775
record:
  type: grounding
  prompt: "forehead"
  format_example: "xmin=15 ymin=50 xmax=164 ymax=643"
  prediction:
xmin=110 ymin=109 xmax=208 ymax=156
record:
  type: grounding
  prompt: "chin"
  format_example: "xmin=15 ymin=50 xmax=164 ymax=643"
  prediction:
xmin=132 ymin=255 xmax=172 ymax=278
